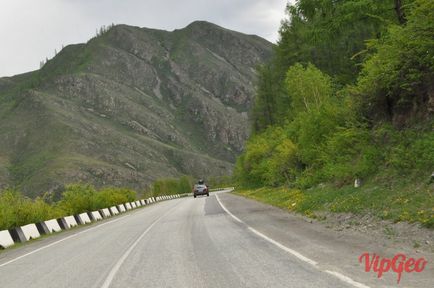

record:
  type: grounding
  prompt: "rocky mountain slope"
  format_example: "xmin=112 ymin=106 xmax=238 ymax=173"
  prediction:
xmin=0 ymin=21 xmax=273 ymax=197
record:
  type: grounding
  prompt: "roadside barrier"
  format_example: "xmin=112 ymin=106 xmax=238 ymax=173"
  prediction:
xmin=117 ymin=204 xmax=126 ymax=213
xmin=1 ymin=196 xmax=180 ymax=248
xmin=209 ymin=187 xmax=235 ymax=192
xmin=20 ymin=224 xmax=41 ymax=241
xmin=64 ymin=216 xmax=78 ymax=228
xmin=58 ymin=216 xmax=78 ymax=229
xmin=100 ymin=208 xmax=111 ymax=218
xmin=44 ymin=219 xmax=62 ymax=233
xmin=8 ymin=227 xmax=26 ymax=243
xmin=0 ymin=230 xmax=15 ymax=248
xmin=75 ymin=213 xmax=91 ymax=225
xmin=90 ymin=211 xmax=103 ymax=221
xmin=36 ymin=222 xmax=50 ymax=235
xmin=109 ymin=206 xmax=120 ymax=215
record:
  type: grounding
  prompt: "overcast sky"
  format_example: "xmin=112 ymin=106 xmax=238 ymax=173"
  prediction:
xmin=0 ymin=0 xmax=288 ymax=77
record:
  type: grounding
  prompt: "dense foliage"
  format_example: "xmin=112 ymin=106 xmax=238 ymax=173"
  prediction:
xmin=0 ymin=185 xmax=137 ymax=230
xmin=236 ymin=0 xmax=434 ymax=190
xmin=149 ymin=176 xmax=193 ymax=196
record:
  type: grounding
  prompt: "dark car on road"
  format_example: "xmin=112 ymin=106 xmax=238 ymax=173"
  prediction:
xmin=193 ymin=184 xmax=209 ymax=198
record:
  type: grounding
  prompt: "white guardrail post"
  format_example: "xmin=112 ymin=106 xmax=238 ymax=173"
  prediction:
xmin=0 ymin=230 xmax=15 ymax=248
xmin=1 ymin=198 xmax=156 ymax=249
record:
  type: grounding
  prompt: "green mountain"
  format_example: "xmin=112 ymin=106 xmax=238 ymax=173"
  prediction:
xmin=0 ymin=21 xmax=273 ymax=197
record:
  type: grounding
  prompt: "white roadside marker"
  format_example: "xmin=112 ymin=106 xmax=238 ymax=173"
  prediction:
xmin=0 ymin=216 xmax=129 ymax=268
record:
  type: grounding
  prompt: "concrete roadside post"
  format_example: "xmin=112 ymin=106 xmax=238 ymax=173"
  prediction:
xmin=58 ymin=216 xmax=78 ymax=229
xmin=117 ymin=204 xmax=126 ymax=213
xmin=100 ymin=208 xmax=111 ymax=218
xmin=0 ymin=230 xmax=15 ymax=248
xmin=110 ymin=206 xmax=120 ymax=215
xmin=20 ymin=224 xmax=41 ymax=241
xmin=44 ymin=219 xmax=62 ymax=233
xmin=8 ymin=227 xmax=26 ymax=243
xmin=91 ymin=211 xmax=103 ymax=221
xmin=36 ymin=222 xmax=50 ymax=235
xmin=76 ymin=213 xmax=91 ymax=225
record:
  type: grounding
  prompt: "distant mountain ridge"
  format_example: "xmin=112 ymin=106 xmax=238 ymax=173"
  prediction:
xmin=0 ymin=21 xmax=273 ymax=196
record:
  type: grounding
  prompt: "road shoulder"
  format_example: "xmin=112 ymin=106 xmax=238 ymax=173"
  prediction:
xmin=218 ymin=192 xmax=434 ymax=288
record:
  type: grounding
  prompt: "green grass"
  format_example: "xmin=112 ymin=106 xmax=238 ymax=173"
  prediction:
xmin=234 ymin=176 xmax=434 ymax=228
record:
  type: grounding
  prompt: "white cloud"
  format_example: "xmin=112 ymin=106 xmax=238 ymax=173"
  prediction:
xmin=0 ymin=0 xmax=288 ymax=77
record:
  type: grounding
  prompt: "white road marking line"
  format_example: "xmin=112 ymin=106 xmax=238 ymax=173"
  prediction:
xmin=100 ymin=204 xmax=179 ymax=288
xmin=246 ymin=227 xmax=318 ymax=266
xmin=326 ymin=270 xmax=371 ymax=288
xmin=215 ymin=194 xmax=371 ymax=288
xmin=0 ymin=215 xmax=129 ymax=268
xmin=215 ymin=194 xmax=317 ymax=266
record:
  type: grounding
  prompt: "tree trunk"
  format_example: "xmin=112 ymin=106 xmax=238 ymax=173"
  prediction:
xmin=394 ymin=0 xmax=407 ymax=24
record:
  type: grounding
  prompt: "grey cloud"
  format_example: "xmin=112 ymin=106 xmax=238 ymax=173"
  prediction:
xmin=0 ymin=0 xmax=287 ymax=77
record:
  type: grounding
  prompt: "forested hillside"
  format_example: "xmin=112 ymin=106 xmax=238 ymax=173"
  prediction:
xmin=235 ymin=0 xmax=433 ymax=226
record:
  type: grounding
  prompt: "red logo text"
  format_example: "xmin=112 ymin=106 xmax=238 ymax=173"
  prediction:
xmin=358 ymin=252 xmax=427 ymax=284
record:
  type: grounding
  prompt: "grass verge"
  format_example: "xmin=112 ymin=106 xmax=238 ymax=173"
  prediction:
xmin=234 ymin=177 xmax=434 ymax=229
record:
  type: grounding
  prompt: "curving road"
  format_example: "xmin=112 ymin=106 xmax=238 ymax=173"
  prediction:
xmin=0 ymin=190 xmax=432 ymax=288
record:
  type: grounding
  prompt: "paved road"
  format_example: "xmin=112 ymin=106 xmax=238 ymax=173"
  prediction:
xmin=0 ymin=190 xmax=432 ymax=287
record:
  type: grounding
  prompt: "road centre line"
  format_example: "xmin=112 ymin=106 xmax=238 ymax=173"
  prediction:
xmin=100 ymin=202 xmax=180 ymax=288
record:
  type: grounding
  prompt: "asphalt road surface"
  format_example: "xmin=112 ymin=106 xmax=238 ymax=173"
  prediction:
xmin=0 ymin=190 xmax=432 ymax=288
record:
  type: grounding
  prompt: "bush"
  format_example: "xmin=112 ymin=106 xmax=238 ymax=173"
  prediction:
xmin=58 ymin=184 xmax=137 ymax=215
xmin=58 ymin=184 xmax=98 ymax=215
xmin=94 ymin=187 xmax=136 ymax=210
xmin=207 ymin=175 xmax=234 ymax=188
xmin=354 ymin=0 xmax=434 ymax=122
xmin=151 ymin=176 xmax=194 ymax=196
xmin=235 ymin=127 xmax=292 ymax=187
xmin=387 ymin=129 xmax=434 ymax=174
xmin=0 ymin=184 xmax=141 ymax=230
xmin=320 ymin=127 xmax=382 ymax=182
xmin=0 ymin=184 xmax=139 ymax=231
xmin=0 ymin=189 xmax=63 ymax=230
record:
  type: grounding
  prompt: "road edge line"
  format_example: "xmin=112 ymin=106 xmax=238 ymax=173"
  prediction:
xmin=0 ymin=216 xmax=128 ymax=268
xmin=325 ymin=270 xmax=370 ymax=288
xmin=215 ymin=194 xmax=371 ymax=288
